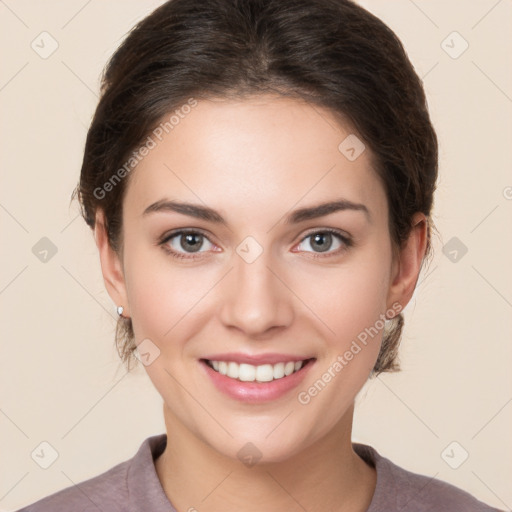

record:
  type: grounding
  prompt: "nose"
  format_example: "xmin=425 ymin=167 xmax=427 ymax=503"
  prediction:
xmin=219 ymin=248 xmax=294 ymax=337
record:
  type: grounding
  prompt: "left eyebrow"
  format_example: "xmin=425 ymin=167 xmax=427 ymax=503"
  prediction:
xmin=142 ymin=198 xmax=371 ymax=224
xmin=284 ymin=199 xmax=371 ymax=224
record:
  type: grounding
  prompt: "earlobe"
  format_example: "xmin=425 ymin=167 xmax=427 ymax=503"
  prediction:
xmin=386 ymin=212 xmax=428 ymax=314
xmin=94 ymin=209 xmax=129 ymax=317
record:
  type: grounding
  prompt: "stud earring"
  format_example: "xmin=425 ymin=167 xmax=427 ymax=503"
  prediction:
xmin=117 ymin=305 xmax=124 ymax=317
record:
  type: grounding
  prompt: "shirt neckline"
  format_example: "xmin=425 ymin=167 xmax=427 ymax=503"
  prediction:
xmin=128 ymin=433 xmax=387 ymax=512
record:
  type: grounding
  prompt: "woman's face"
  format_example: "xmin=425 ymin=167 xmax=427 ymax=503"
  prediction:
xmin=100 ymin=95 xmax=414 ymax=463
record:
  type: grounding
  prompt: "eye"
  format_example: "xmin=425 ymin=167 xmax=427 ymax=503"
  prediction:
xmin=159 ymin=228 xmax=352 ymax=261
xmin=159 ymin=230 xmax=216 ymax=260
xmin=296 ymin=229 xmax=352 ymax=257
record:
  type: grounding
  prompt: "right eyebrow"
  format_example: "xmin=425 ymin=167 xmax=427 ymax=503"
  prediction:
xmin=142 ymin=199 xmax=227 ymax=224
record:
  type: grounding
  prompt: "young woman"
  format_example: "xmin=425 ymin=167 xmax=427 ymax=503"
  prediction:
xmin=17 ymin=0 xmax=502 ymax=510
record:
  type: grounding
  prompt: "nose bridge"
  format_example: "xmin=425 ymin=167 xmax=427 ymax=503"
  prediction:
xmin=219 ymin=243 xmax=293 ymax=335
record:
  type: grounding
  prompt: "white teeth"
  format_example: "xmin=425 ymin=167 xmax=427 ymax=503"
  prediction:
xmin=238 ymin=363 xmax=256 ymax=381
xmin=256 ymin=364 xmax=274 ymax=382
xmin=207 ymin=359 xmax=307 ymax=382
xmin=284 ymin=362 xmax=295 ymax=376
xmin=227 ymin=361 xmax=239 ymax=379
xmin=218 ymin=361 xmax=228 ymax=375
xmin=273 ymin=362 xmax=285 ymax=379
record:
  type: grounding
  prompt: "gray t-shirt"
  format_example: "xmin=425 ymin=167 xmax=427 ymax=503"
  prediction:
xmin=15 ymin=433 xmax=502 ymax=511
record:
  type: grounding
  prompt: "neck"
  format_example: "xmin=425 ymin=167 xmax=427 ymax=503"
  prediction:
xmin=155 ymin=402 xmax=376 ymax=512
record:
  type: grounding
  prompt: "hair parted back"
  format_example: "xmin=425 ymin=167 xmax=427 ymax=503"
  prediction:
xmin=72 ymin=0 xmax=438 ymax=374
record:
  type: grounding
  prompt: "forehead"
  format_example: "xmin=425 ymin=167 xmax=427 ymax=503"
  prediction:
xmin=123 ymin=95 xmax=386 ymax=224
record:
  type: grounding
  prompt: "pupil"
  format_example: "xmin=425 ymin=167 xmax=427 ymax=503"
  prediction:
xmin=311 ymin=233 xmax=331 ymax=252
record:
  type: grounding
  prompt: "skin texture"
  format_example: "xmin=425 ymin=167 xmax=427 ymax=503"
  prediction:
xmin=94 ymin=95 xmax=427 ymax=511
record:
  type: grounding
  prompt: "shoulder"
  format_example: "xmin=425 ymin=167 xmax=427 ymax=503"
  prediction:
xmin=353 ymin=442 xmax=503 ymax=512
xmin=14 ymin=434 xmax=169 ymax=512
xmin=14 ymin=457 xmax=130 ymax=512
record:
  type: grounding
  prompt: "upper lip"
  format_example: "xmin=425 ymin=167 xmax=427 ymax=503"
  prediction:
xmin=201 ymin=353 xmax=315 ymax=365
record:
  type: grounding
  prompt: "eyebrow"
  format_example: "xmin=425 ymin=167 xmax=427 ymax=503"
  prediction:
xmin=142 ymin=198 xmax=371 ymax=224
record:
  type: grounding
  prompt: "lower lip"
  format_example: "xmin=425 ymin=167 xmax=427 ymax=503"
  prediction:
xmin=200 ymin=359 xmax=315 ymax=403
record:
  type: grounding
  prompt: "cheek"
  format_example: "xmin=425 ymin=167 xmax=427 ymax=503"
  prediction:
xmin=294 ymin=249 xmax=392 ymax=423
xmin=122 ymin=240 xmax=182 ymax=342
xmin=303 ymin=250 xmax=391 ymax=347
xmin=123 ymin=240 xmax=218 ymax=353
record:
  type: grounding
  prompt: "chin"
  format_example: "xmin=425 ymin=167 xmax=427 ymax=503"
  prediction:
xmin=202 ymin=422 xmax=320 ymax=467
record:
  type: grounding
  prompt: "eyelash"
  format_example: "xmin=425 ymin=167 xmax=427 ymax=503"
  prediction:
xmin=158 ymin=228 xmax=353 ymax=261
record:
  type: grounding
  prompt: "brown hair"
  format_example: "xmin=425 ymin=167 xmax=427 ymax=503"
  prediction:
xmin=71 ymin=0 xmax=438 ymax=374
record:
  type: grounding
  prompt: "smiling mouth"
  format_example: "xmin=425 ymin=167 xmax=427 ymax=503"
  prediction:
xmin=201 ymin=358 xmax=316 ymax=383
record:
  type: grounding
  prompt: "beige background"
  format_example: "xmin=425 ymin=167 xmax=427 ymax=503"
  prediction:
xmin=1 ymin=0 xmax=511 ymax=510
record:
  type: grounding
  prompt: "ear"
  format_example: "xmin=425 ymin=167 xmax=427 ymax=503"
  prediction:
xmin=386 ymin=212 xmax=428 ymax=315
xmin=94 ymin=209 xmax=130 ymax=317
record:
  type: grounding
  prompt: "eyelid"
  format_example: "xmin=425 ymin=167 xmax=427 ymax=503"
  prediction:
xmin=299 ymin=226 xmax=352 ymax=242
xmin=159 ymin=226 xmax=215 ymax=244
